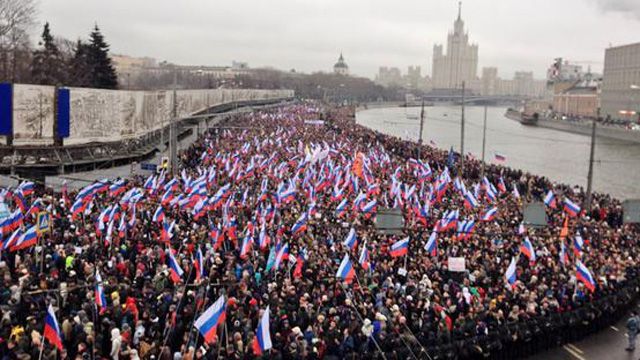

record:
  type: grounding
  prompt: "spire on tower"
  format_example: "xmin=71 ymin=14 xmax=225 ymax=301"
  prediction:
xmin=458 ymin=1 xmax=462 ymax=20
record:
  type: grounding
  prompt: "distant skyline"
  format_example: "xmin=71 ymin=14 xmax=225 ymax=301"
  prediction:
xmin=35 ymin=0 xmax=640 ymax=80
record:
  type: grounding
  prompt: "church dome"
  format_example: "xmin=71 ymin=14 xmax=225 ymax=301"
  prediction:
xmin=334 ymin=53 xmax=348 ymax=69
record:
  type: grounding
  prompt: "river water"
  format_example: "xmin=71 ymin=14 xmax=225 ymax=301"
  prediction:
xmin=356 ymin=106 xmax=640 ymax=200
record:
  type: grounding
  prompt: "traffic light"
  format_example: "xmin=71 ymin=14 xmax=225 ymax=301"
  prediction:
xmin=161 ymin=156 xmax=169 ymax=171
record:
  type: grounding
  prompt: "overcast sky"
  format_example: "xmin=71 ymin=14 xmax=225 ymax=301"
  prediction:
xmin=35 ymin=0 xmax=640 ymax=80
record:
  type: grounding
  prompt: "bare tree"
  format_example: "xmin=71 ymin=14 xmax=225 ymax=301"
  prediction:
xmin=0 ymin=0 xmax=37 ymax=82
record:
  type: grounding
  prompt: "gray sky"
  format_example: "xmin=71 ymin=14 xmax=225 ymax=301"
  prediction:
xmin=36 ymin=0 xmax=640 ymax=80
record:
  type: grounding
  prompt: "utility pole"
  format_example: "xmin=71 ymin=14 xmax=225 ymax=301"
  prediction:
xmin=418 ymin=99 xmax=425 ymax=159
xmin=480 ymin=105 xmax=488 ymax=179
xmin=459 ymin=81 xmax=466 ymax=175
xmin=169 ymin=70 xmax=178 ymax=176
xmin=585 ymin=107 xmax=598 ymax=213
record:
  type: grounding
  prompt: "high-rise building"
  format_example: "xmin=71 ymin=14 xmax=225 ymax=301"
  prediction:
xmin=375 ymin=67 xmax=403 ymax=87
xmin=481 ymin=67 xmax=498 ymax=96
xmin=601 ymin=42 xmax=640 ymax=121
xmin=432 ymin=2 xmax=478 ymax=89
xmin=406 ymin=66 xmax=422 ymax=90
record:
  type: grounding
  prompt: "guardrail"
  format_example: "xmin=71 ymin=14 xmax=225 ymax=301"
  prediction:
xmin=0 ymin=97 xmax=293 ymax=178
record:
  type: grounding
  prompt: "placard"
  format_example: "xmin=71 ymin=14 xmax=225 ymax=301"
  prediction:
xmin=448 ymin=257 xmax=466 ymax=272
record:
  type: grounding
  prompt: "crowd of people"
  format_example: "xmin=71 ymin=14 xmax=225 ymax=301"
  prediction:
xmin=0 ymin=102 xmax=639 ymax=360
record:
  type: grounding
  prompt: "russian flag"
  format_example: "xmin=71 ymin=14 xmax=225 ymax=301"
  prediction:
xmin=10 ymin=226 xmax=37 ymax=252
xmin=576 ymin=260 xmax=596 ymax=292
xmin=162 ymin=220 xmax=175 ymax=243
xmin=291 ymin=212 xmax=308 ymax=236
xmin=463 ymin=191 xmax=478 ymax=209
xmin=18 ymin=181 xmax=35 ymax=196
xmin=520 ymin=237 xmax=536 ymax=263
xmin=505 ymin=257 xmax=517 ymax=288
xmin=573 ymin=233 xmax=584 ymax=257
xmin=293 ymin=248 xmax=307 ymax=279
xmin=424 ymin=231 xmax=437 ymax=256
xmin=494 ymin=152 xmax=506 ymax=162
xmin=336 ymin=253 xmax=355 ymax=284
xmin=343 ymin=228 xmax=358 ymax=251
xmin=361 ymin=199 xmax=377 ymax=219
xmin=353 ymin=193 xmax=367 ymax=211
xmin=2 ymin=210 xmax=22 ymax=234
xmin=2 ymin=228 xmax=22 ymax=251
xmin=258 ymin=223 xmax=270 ymax=250
xmin=192 ymin=198 xmax=208 ymax=220
xmin=164 ymin=178 xmax=180 ymax=192
xmin=194 ymin=248 xmax=204 ymax=281
xmin=194 ymin=295 xmax=227 ymax=344
xmin=252 ymin=306 xmax=273 ymax=355
xmin=152 ymin=206 xmax=165 ymax=223
xmin=279 ymin=188 xmax=296 ymax=204
xmin=13 ymin=190 xmax=26 ymax=212
xmin=544 ymin=190 xmax=556 ymax=208
xmin=161 ymin=189 xmax=174 ymax=205
xmin=485 ymin=186 xmax=497 ymax=203
xmin=335 ymin=198 xmax=348 ymax=218
xmin=167 ymin=249 xmax=184 ymax=283
xmin=274 ymin=243 xmax=289 ymax=271
xmin=43 ymin=304 xmax=63 ymax=351
xmin=109 ymin=180 xmax=127 ymax=197
xmin=211 ymin=224 xmax=224 ymax=250
xmin=71 ymin=197 xmax=88 ymax=219
xmin=482 ymin=207 xmax=498 ymax=222
xmin=358 ymin=242 xmax=370 ymax=271
xmin=240 ymin=234 xmax=253 ymax=259
xmin=457 ymin=220 xmax=476 ymax=241
xmin=563 ymin=198 xmax=581 ymax=217
xmin=497 ymin=177 xmax=507 ymax=194
xmin=211 ymin=184 xmax=231 ymax=209
xmin=331 ymin=185 xmax=344 ymax=202
xmin=389 ymin=237 xmax=409 ymax=257
xmin=95 ymin=271 xmax=107 ymax=314
xmin=560 ymin=241 xmax=569 ymax=266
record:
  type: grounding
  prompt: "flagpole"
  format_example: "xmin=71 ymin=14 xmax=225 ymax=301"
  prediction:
xmin=37 ymin=330 xmax=45 ymax=360
xmin=187 ymin=279 xmax=211 ymax=350
xmin=162 ymin=264 xmax=194 ymax=348
xmin=216 ymin=321 xmax=224 ymax=359
xmin=342 ymin=280 xmax=387 ymax=360
xmin=92 ymin=302 xmax=98 ymax=360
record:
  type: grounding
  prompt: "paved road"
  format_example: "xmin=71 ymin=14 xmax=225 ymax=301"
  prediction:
xmin=528 ymin=306 xmax=639 ymax=360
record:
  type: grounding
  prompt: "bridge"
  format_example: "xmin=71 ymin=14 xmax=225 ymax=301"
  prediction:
xmin=0 ymin=83 xmax=294 ymax=179
xmin=417 ymin=94 xmax=530 ymax=105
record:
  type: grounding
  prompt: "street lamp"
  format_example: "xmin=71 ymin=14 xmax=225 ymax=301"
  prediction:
xmin=630 ymin=85 xmax=640 ymax=123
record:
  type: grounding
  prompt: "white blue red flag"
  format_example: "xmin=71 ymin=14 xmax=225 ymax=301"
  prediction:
xmin=573 ymin=233 xmax=584 ymax=257
xmin=520 ymin=237 xmax=536 ymax=263
xmin=389 ymin=237 xmax=409 ymax=257
xmin=343 ymin=228 xmax=358 ymax=250
xmin=563 ymin=198 xmax=581 ymax=217
xmin=194 ymin=295 xmax=227 ymax=344
xmin=576 ymin=260 xmax=596 ymax=292
xmin=252 ymin=306 xmax=273 ymax=355
xmin=44 ymin=304 xmax=63 ymax=351
xmin=424 ymin=231 xmax=437 ymax=256
xmin=95 ymin=271 xmax=107 ymax=314
xmin=505 ymin=257 xmax=517 ymax=288
xmin=481 ymin=207 xmax=497 ymax=222
xmin=167 ymin=249 xmax=184 ymax=283
xmin=358 ymin=241 xmax=370 ymax=271
xmin=336 ymin=253 xmax=355 ymax=284
xmin=544 ymin=190 xmax=556 ymax=208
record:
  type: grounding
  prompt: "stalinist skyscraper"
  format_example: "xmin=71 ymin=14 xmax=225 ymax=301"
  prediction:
xmin=432 ymin=2 xmax=478 ymax=89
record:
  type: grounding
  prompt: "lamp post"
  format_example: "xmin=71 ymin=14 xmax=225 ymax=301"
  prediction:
xmin=630 ymin=85 xmax=640 ymax=124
